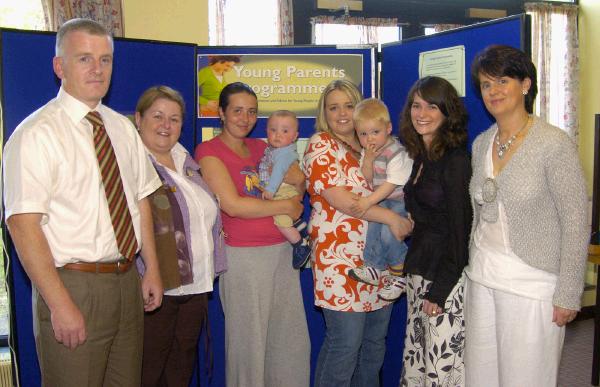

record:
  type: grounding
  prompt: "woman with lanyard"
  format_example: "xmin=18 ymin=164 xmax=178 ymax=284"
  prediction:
xmin=135 ymin=85 xmax=226 ymax=386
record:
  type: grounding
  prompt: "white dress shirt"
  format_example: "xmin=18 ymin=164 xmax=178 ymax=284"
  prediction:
xmin=3 ymin=88 xmax=161 ymax=266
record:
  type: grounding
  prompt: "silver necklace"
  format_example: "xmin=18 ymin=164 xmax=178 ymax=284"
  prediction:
xmin=494 ymin=116 xmax=531 ymax=159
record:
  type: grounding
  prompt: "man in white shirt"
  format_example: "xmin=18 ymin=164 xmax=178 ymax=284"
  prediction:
xmin=3 ymin=18 xmax=163 ymax=386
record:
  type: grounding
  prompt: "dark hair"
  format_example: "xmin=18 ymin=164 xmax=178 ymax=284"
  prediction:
xmin=218 ymin=82 xmax=257 ymax=112
xmin=399 ymin=76 xmax=468 ymax=161
xmin=471 ymin=44 xmax=538 ymax=114
xmin=208 ymin=55 xmax=241 ymax=65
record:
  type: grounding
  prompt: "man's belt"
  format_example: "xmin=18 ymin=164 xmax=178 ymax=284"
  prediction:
xmin=62 ymin=259 xmax=133 ymax=274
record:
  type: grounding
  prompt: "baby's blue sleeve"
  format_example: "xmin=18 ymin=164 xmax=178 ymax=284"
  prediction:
xmin=264 ymin=145 xmax=299 ymax=193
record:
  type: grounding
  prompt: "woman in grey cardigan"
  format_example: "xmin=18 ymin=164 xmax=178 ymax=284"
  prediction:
xmin=465 ymin=45 xmax=589 ymax=387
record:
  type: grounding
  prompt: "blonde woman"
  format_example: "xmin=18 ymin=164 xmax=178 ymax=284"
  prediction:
xmin=303 ymin=79 xmax=412 ymax=387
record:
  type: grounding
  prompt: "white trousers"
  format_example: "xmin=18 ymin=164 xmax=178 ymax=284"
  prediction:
xmin=464 ymin=277 xmax=565 ymax=387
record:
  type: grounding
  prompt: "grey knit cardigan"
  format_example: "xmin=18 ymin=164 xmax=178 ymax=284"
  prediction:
xmin=469 ymin=117 xmax=589 ymax=310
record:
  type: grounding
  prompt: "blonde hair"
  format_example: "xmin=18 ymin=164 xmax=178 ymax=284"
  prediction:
xmin=56 ymin=18 xmax=112 ymax=56
xmin=315 ymin=79 xmax=363 ymax=134
xmin=269 ymin=109 xmax=298 ymax=127
xmin=136 ymin=85 xmax=185 ymax=118
xmin=353 ymin=98 xmax=391 ymax=128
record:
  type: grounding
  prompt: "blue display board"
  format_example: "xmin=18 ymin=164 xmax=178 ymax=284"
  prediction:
xmin=0 ymin=29 xmax=197 ymax=387
xmin=381 ymin=14 xmax=530 ymax=146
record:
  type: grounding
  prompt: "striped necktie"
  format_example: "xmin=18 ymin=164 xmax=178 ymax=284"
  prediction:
xmin=86 ymin=111 xmax=138 ymax=261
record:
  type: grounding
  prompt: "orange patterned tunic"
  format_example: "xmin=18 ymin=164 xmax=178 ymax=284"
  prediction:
xmin=303 ymin=132 xmax=390 ymax=312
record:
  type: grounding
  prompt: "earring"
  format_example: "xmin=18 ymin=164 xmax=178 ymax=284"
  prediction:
xmin=522 ymin=90 xmax=528 ymax=95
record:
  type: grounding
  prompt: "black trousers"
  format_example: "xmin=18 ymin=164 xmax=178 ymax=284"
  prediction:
xmin=141 ymin=293 xmax=209 ymax=387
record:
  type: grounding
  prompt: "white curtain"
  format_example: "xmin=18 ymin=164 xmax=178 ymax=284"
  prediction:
xmin=525 ymin=2 xmax=579 ymax=139
xmin=213 ymin=0 xmax=226 ymax=45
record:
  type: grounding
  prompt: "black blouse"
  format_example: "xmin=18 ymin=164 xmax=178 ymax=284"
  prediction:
xmin=403 ymin=146 xmax=472 ymax=306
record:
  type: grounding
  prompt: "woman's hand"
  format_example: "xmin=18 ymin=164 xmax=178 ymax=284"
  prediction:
xmin=407 ymin=212 xmax=415 ymax=230
xmin=283 ymin=162 xmax=306 ymax=195
xmin=552 ymin=306 xmax=577 ymax=327
xmin=423 ymin=299 xmax=443 ymax=317
xmin=349 ymin=196 xmax=372 ymax=218
xmin=262 ymin=191 xmax=274 ymax=200
xmin=199 ymin=155 xmax=301 ymax=219
xmin=285 ymin=195 xmax=304 ymax=220
xmin=387 ymin=213 xmax=413 ymax=241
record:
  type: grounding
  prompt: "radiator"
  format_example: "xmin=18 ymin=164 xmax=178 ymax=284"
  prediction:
xmin=0 ymin=353 xmax=11 ymax=387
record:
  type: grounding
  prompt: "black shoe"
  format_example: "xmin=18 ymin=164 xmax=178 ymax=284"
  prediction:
xmin=292 ymin=238 xmax=311 ymax=269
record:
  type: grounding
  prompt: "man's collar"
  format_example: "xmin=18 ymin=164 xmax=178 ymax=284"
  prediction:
xmin=57 ymin=87 xmax=103 ymax=125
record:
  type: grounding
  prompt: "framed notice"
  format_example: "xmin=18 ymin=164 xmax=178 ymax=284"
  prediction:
xmin=418 ymin=45 xmax=466 ymax=97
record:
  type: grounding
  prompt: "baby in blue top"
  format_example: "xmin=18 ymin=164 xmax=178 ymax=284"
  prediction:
xmin=258 ymin=110 xmax=310 ymax=269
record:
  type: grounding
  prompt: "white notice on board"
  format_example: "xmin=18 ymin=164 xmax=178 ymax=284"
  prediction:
xmin=418 ymin=45 xmax=465 ymax=97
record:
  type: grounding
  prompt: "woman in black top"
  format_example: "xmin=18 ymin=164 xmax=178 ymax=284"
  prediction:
xmin=398 ymin=76 xmax=472 ymax=387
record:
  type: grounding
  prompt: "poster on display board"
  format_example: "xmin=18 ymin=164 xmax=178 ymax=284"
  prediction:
xmin=197 ymin=53 xmax=365 ymax=118
xmin=195 ymin=45 xmax=376 ymax=141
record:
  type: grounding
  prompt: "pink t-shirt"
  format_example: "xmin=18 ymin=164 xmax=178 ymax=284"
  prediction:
xmin=195 ymin=136 xmax=285 ymax=247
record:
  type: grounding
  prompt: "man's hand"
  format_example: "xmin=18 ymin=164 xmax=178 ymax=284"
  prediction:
xmin=50 ymin=300 xmax=86 ymax=350
xmin=6 ymin=213 xmax=88 ymax=350
xmin=262 ymin=191 xmax=275 ymax=200
xmin=141 ymin=267 xmax=163 ymax=312
xmin=138 ymin=197 xmax=163 ymax=312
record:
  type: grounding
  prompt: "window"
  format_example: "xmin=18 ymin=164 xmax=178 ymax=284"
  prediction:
xmin=424 ymin=27 xmax=436 ymax=36
xmin=424 ymin=24 xmax=464 ymax=36
xmin=209 ymin=0 xmax=279 ymax=45
xmin=313 ymin=23 xmax=401 ymax=46
xmin=0 ymin=0 xmax=46 ymax=31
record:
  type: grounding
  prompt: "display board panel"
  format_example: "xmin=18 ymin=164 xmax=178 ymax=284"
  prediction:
xmin=0 ymin=29 xmax=197 ymax=387
xmin=381 ymin=15 xmax=530 ymax=145
xmin=1 ymin=15 xmax=529 ymax=385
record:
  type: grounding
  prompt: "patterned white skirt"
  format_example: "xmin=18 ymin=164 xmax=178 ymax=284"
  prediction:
xmin=400 ymin=274 xmax=465 ymax=387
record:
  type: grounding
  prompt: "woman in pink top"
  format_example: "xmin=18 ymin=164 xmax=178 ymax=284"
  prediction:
xmin=195 ymin=82 xmax=310 ymax=387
